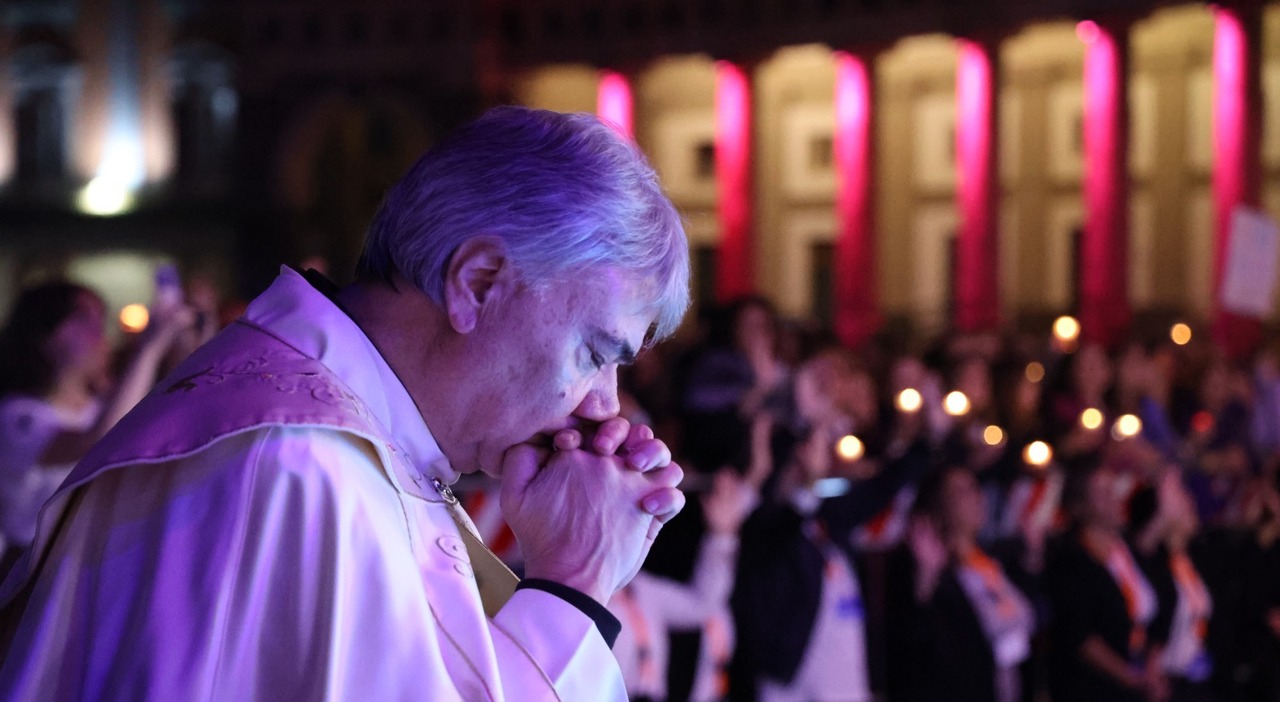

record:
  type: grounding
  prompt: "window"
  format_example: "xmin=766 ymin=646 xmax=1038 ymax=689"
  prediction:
xmin=695 ymin=244 xmax=719 ymax=309
xmin=1071 ymin=226 xmax=1083 ymax=313
xmin=169 ymin=43 xmax=236 ymax=187
xmin=1 ymin=0 xmax=76 ymax=30
xmin=809 ymin=134 xmax=834 ymax=172
xmin=694 ymin=141 xmax=716 ymax=181
xmin=10 ymin=43 xmax=78 ymax=186
xmin=946 ymin=233 xmax=958 ymax=322
xmin=811 ymin=241 xmax=835 ymax=327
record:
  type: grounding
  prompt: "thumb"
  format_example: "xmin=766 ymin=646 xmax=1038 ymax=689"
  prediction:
xmin=500 ymin=443 xmax=549 ymax=510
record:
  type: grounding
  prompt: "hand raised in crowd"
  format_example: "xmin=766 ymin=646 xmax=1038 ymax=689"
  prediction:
xmin=139 ymin=302 xmax=199 ymax=357
xmin=500 ymin=417 xmax=684 ymax=605
xmin=907 ymin=515 xmax=948 ymax=602
xmin=744 ymin=414 xmax=775 ymax=490
xmin=702 ymin=469 xmax=757 ymax=536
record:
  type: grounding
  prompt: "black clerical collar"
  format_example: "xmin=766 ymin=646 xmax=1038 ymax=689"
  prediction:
xmin=293 ymin=266 xmax=342 ymax=301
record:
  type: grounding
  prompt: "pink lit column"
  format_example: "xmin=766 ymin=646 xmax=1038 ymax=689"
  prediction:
xmin=596 ymin=69 xmax=634 ymax=139
xmin=1212 ymin=3 xmax=1265 ymax=360
xmin=834 ymin=52 xmax=880 ymax=348
xmin=715 ymin=60 xmax=755 ymax=302
xmin=1080 ymin=21 xmax=1131 ymax=347
xmin=954 ymin=40 xmax=1001 ymax=332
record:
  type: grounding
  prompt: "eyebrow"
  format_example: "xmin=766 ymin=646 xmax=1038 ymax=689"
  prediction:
xmin=593 ymin=328 xmax=638 ymax=366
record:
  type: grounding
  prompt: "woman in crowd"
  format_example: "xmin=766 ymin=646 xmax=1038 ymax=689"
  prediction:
xmin=1048 ymin=462 xmax=1169 ymax=702
xmin=1237 ymin=468 xmax=1280 ymax=702
xmin=1185 ymin=357 xmax=1255 ymax=529
xmin=731 ymin=350 xmax=931 ymax=702
xmin=681 ymin=295 xmax=791 ymax=476
xmin=1115 ymin=341 xmax=1185 ymax=465
xmin=1043 ymin=343 xmax=1113 ymax=469
xmin=938 ymin=355 xmax=1002 ymax=470
xmin=1129 ymin=471 xmax=1216 ymax=702
xmin=887 ymin=465 xmax=1036 ymax=702
xmin=0 ymin=281 xmax=192 ymax=572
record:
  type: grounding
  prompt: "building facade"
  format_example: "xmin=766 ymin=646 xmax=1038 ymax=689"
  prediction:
xmin=1 ymin=0 xmax=1277 ymax=349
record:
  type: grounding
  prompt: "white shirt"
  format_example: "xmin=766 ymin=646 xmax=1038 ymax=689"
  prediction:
xmin=0 ymin=396 xmax=97 ymax=545
xmin=1162 ymin=554 xmax=1213 ymax=680
xmin=758 ymin=545 xmax=870 ymax=702
xmin=607 ymin=533 xmax=738 ymax=701
xmin=0 ymin=267 xmax=626 ymax=701
xmin=760 ymin=498 xmax=871 ymax=702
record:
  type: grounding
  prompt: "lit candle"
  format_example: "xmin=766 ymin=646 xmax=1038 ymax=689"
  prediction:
xmin=1080 ymin=408 xmax=1104 ymax=431
xmin=896 ymin=388 xmax=923 ymax=413
xmin=836 ymin=435 xmax=865 ymax=461
xmin=1023 ymin=440 xmax=1053 ymax=467
xmin=944 ymin=391 xmax=971 ymax=417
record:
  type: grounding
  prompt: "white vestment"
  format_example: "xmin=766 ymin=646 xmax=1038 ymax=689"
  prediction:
xmin=0 ymin=267 xmax=626 ymax=701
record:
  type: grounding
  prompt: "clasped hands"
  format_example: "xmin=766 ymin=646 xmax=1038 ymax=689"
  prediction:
xmin=500 ymin=418 xmax=684 ymax=605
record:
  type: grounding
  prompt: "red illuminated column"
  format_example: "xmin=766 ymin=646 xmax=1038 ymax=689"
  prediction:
xmin=833 ymin=51 xmax=880 ymax=348
xmin=1079 ymin=20 xmax=1131 ymax=347
xmin=715 ymin=60 xmax=755 ymax=302
xmin=1212 ymin=3 xmax=1265 ymax=360
xmin=596 ymin=69 xmax=634 ymax=139
xmin=954 ymin=40 xmax=1001 ymax=332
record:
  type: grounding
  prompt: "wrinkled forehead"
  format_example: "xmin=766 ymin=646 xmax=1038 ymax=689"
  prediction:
xmin=563 ymin=266 xmax=662 ymax=337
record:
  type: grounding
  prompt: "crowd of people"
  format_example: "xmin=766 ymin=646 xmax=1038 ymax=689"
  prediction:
xmin=585 ymin=296 xmax=1280 ymax=702
xmin=2 ymin=274 xmax=1278 ymax=702
xmin=1 ymin=266 xmax=1279 ymax=702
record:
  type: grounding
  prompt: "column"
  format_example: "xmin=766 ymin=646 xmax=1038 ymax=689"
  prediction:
xmin=833 ymin=51 xmax=880 ymax=348
xmin=596 ymin=69 xmax=634 ymax=139
xmin=1079 ymin=19 xmax=1131 ymax=347
xmin=715 ymin=60 xmax=754 ymax=302
xmin=1212 ymin=2 xmax=1265 ymax=360
xmin=954 ymin=39 xmax=1001 ymax=332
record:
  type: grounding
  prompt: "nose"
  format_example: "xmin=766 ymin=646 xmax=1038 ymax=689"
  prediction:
xmin=572 ymin=368 xmax=621 ymax=423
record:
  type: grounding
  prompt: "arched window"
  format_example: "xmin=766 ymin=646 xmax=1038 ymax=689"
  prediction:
xmin=169 ymin=42 xmax=236 ymax=187
xmin=10 ymin=43 xmax=79 ymax=186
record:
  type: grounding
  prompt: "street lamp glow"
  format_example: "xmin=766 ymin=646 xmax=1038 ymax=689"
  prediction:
xmin=77 ymin=175 xmax=135 ymax=216
xmin=1170 ymin=323 xmax=1192 ymax=346
xmin=983 ymin=425 xmax=1005 ymax=446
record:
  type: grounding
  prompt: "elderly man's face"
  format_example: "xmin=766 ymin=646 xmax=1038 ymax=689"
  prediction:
xmin=464 ymin=267 xmax=654 ymax=477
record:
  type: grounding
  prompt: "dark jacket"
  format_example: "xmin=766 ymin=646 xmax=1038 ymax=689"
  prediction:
xmin=1046 ymin=535 xmax=1148 ymax=702
xmin=731 ymin=440 xmax=932 ymax=687
xmin=884 ymin=546 xmax=998 ymax=702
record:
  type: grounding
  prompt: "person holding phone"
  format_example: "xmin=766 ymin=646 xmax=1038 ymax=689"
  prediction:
xmin=0 ymin=281 xmax=194 ymax=575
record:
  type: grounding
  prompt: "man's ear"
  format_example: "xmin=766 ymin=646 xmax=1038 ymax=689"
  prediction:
xmin=443 ymin=236 xmax=511 ymax=334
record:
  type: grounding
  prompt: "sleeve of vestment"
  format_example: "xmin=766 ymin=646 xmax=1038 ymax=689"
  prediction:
xmin=0 ymin=426 xmax=626 ymax=701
